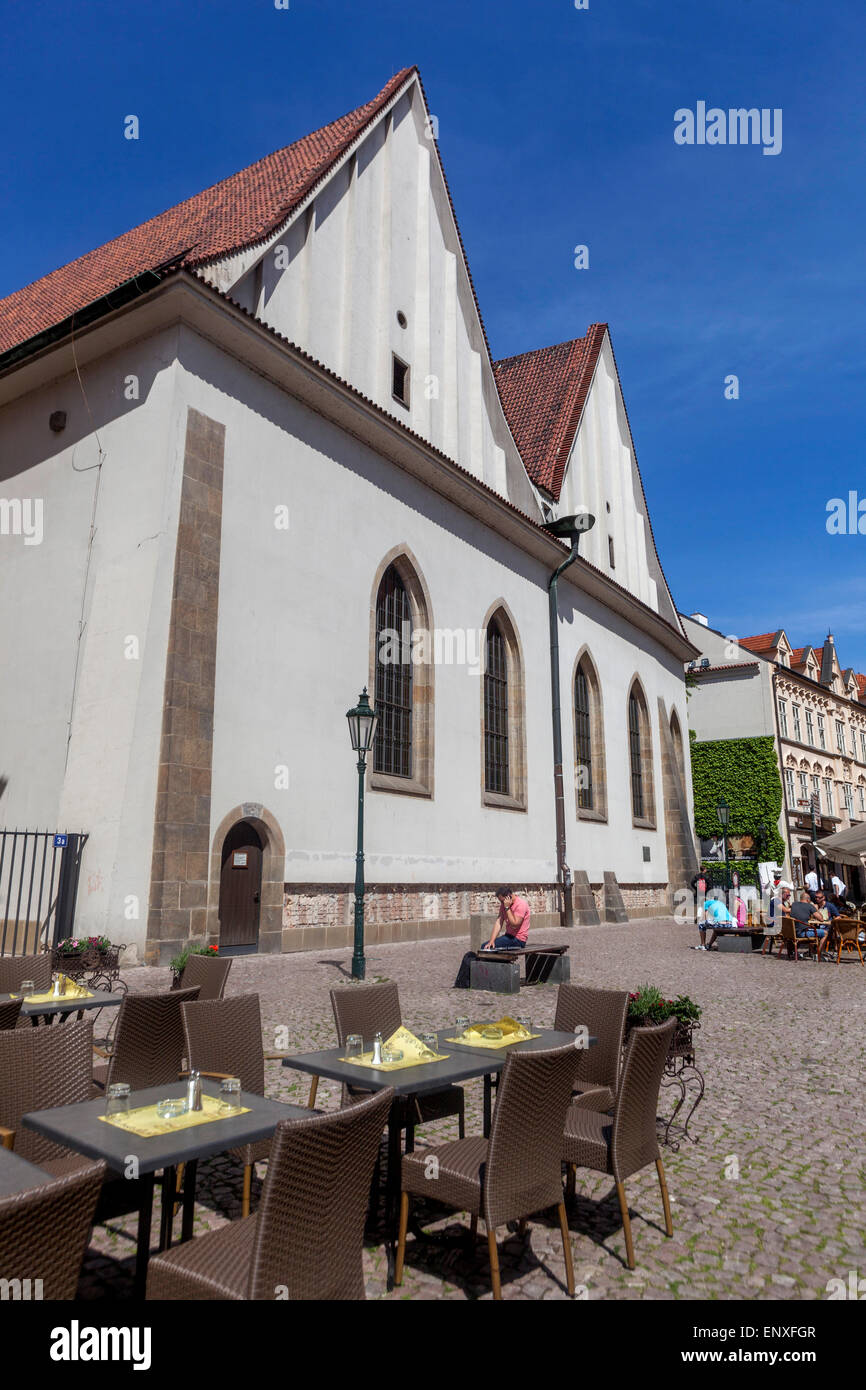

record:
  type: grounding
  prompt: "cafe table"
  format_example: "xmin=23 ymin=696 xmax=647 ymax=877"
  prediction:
xmin=0 ymin=1146 xmax=52 ymax=1197
xmin=0 ymin=989 xmax=125 ymax=1027
xmin=23 ymin=1079 xmax=309 ymax=1297
xmin=281 ymin=1025 xmax=594 ymax=1286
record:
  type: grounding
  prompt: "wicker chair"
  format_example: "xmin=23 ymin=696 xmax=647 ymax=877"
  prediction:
xmin=770 ymin=915 xmax=820 ymax=961
xmin=175 ymin=953 xmax=233 ymax=1000
xmin=322 ymin=982 xmax=464 ymax=1139
xmin=0 ymin=952 xmax=52 ymax=994
xmin=92 ymin=987 xmax=200 ymax=1091
xmin=181 ymin=994 xmax=269 ymax=1218
xmin=0 ymin=998 xmax=23 ymax=1030
xmin=554 ymin=984 xmax=629 ymax=1112
xmin=146 ymin=1086 xmax=393 ymax=1300
xmin=563 ymin=1018 xmax=675 ymax=1270
xmin=0 ymin=1017 xmax=98 ymax=1173
xmin=0 ymin=1161 xmax=106 ymax=1299
xmin=833 ymin=918 xmax=864 ymax=965
xmin=396 ymin=1043 xmax=582 ymax=1299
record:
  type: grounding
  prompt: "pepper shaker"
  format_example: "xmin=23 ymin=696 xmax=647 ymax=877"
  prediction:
xmin=186 ymin=1069 xmax=202 ymax=1112
xmin=371 ymin=1032 xmax=383 ymax=1066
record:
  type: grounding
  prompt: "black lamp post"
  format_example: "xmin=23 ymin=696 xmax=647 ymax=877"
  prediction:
xmin=346 ymin=688 xmax=378 ymax=981
xmin=716 ymin=797 xmax=731 ymax=891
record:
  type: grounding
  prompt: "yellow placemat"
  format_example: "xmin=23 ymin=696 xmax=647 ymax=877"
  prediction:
xmin=98 ymin=1092 xmax=250 ymax=1138
xmin=341 ymin=1025 xmax=449 ymax=1071
xmin=19 ymin=976 xmax=93 ymax=1004
xmin=446 ymin=1017 xmax=540 ymax=1048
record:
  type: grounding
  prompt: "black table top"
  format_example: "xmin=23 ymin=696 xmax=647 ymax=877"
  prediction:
xmin=281 ymin=1028 xmax=594 ymax=1095
xmin=0 ymin=1147 xmax=53 ymax=1198
xmin=23 ymin=1081 xmax=310 ymax=1175
xmin=0 ymin=990 xmax=124 ymax=1018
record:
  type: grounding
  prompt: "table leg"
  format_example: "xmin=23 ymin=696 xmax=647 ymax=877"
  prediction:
xmin=180 ymin=1159 xmax=198 ymax=1242
xmin=483 ymin=1074 xmax=493 ymax=1136
xmin=159 ymin=1166 xmax=176 ymax=1251
xmin=134 ymin=1173 xmax=155 ymax=1299
xmin=385 ymin=1099 xmax=404 ymax=1291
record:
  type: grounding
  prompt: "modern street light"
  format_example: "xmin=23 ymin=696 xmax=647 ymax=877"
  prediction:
xmin=716 ymin=797 xmax=731 ymax=891
xmin=346 ymin=687 xmax=378 ymax=981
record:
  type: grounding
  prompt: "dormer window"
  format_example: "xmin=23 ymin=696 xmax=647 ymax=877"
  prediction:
xmin=392 ymin=354 xmax=410 ymax=409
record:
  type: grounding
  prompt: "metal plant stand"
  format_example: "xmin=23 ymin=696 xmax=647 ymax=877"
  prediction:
xmin=658 ymin=1021 xmax=704 ymax=1152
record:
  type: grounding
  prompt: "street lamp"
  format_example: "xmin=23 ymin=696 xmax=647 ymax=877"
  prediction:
xmin=716 ymin=797 xmax=731 ymax=891
xmin=543 ymin=510 xmax=596 ymax=928
xmin=346 ymin=688 xmax=378 ymax=981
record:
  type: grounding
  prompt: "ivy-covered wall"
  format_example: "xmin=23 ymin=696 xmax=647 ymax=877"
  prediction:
xmin=690 ymin=735 xmax=786 ymax=866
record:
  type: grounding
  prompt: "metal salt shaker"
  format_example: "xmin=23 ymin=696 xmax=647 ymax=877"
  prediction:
xmin=186 ymin=1069 xmax=202 ymax=1112
xmin=371 ymin=1032 xmax=383 ymax=1065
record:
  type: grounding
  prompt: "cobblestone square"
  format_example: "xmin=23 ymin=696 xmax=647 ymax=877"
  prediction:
xmin=81 ymin=917 xmax=866 ymax=1301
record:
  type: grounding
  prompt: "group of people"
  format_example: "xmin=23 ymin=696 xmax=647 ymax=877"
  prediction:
xmin=690 ymin=864 xmax=854 ymax=955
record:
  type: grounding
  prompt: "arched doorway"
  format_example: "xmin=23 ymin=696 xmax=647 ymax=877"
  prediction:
xmin=218 ymin=822 xmax=263 ymax=953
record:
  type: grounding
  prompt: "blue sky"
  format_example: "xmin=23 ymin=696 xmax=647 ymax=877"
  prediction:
xmin=2 ymin=1 xmax=864 ymax=670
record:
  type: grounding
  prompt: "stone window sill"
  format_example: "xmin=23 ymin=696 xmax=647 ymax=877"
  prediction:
xmin=482 ymin=790 xmax=527 ymax=812
xmin=369 ymin=771 xmax=432 ymax=799
xmin=577 ymin=807 xmax=608 ymax=823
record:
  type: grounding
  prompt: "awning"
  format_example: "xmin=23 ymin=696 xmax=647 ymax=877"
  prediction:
xmin=815 ymin=822 xmax=866 ymax=867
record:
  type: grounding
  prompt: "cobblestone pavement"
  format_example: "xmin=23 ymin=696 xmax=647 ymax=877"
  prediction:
xmin=79 ymin=917 xmax=866 ymax=1300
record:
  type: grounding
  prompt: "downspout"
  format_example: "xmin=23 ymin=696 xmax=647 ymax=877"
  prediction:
xmin=545 ymin=512 xmax=595 ymax=928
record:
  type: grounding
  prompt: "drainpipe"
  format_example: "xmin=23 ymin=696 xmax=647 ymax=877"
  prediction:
xmin=544 ymin=512 xmax=596 ymax=927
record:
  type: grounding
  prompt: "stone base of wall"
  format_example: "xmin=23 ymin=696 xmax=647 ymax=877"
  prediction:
xmin=279 ymin=880 xmax=672 ymax=951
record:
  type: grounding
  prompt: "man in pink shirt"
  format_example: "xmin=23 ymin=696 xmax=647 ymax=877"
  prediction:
xmin=482 ymin=887 xmax=531 ymax=951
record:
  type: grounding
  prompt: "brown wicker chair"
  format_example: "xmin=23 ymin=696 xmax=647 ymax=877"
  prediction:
xmin=0 ymin=1017 xmax=98 ymax=1172
xmin=563 ymin=1018 xmax=675 ymax=1270
xmin=92 ymin=987 xmax=200 ymax=1092
xmin=0 ymin=1161 xmax=106 ymax=1299
xmin=146 ymin=1086 xmax=393 ymax=1300
xmin=396 ymin=1043 xmax=582 ymax=1299
xmin=833 ymin=918 xmax=864 ymax=965
xmin=175 ymin=953 xmax=233 ymax=1000
xmin=181 ymin=994 xmax=269 ymax=1218
xmin=0 ymin=952 xmax=52 ymax=994
xmin=554 ymin=983 xmax=629 ymax=1112
xmin=324 ymin=982 xmax=464 ymax=1139
xmin=0 ymin=998 xmax=23 ymax=1030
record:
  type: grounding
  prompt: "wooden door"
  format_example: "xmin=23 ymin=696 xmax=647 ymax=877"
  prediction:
xmin=218 ymin=823 xmax=263 ymax=951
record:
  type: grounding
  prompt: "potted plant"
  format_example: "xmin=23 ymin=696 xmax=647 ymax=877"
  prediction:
xmin=52 ymin=934 xmax=122 ymax=983
xmin=170 ymin=942 xmax=220 ymax=987
xmin=625 ymin=985 xmax=702 ymax=1057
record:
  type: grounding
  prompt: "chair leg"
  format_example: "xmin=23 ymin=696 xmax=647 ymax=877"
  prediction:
xmin=656 ymin=1157 xmax=674 ymax=1237
xmin=241 ymin=1164 xmax=253 ymax=1219
xmin=517 ymin=1217 xmax=528 ymax=1238
xmin=172 ymin=1161 xmax=185 ymax=1218
xmin=557 ymin=1201 xmax=575 ymax=1297
xmin=616 ymin=1181 xmax=636 ymax=1270
xmin=565 ymin=1162 xmax=576 ymax=1201
xmin=487 ymin=1226 xmax=502 ymax=1300
xmin=395 ymin=1192 xmax=409 ymax=1286
xmin=458 ymin=1107 xmax=465 ymax=1139
xmin=307 ymin=1075 xmax=319 ymax=1108
xmin=469 ymin=1213 xmax=478 ymax=1241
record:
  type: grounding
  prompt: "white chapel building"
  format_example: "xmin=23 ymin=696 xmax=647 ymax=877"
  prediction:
xmin=0 ymin=66 xmax=697 ymax=963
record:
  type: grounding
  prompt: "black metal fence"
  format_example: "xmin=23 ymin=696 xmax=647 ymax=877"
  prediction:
xmin=0 ymin=830 xmax=88 ymax=955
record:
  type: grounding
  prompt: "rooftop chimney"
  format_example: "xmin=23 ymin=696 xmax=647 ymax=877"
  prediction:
xmin=689 ymin=612 xmax=709 ymax=627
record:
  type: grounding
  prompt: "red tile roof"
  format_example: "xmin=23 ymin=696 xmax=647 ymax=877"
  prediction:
xmin=0 ymin=68 xmax=415 ymax=357
xmin=493 ymin=325 xmax=606 ymax=497
xmin=740 ymin=631 xmax=782 ymax=653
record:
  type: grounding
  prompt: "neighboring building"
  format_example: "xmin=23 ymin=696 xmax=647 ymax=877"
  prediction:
xmin=0 ymin=66 xmax=697 ymax=964
xmin=681 ymin=614 xmax=866 ymax=895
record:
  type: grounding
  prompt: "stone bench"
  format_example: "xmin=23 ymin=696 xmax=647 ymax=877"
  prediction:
xmin=468 ymin=953 xmax=521 ymax=994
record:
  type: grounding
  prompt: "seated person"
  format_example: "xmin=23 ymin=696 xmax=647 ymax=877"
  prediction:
xmin=789 ymin=891 xmax=829 ymax=948
xmin=694 ymin=894 xmax=735 ymax=951
xmin=481 ymin=887 xmax=530 ymax=951
xmin=813 ymin=891 xmax=840 ymax=921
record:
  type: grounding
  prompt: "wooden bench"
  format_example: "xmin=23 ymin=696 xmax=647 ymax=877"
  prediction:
xmin=469 ymin=944 xmax=570 ymax=991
